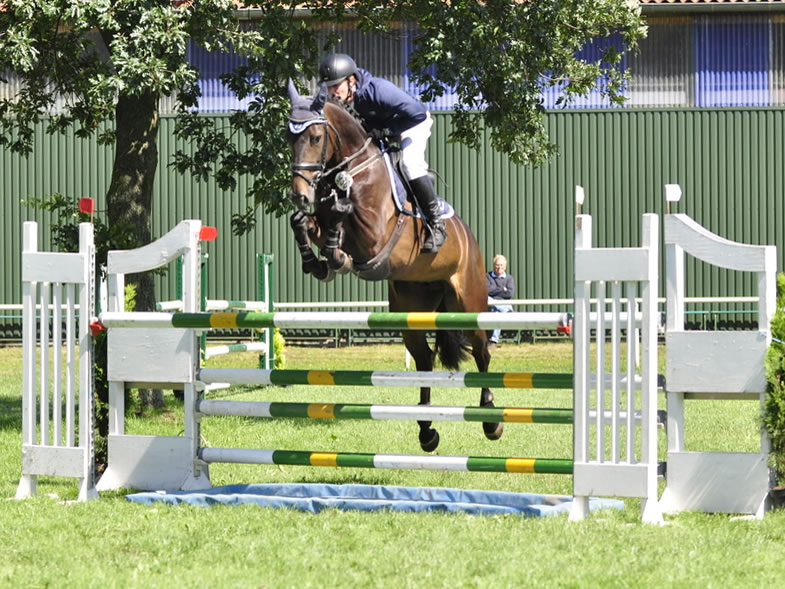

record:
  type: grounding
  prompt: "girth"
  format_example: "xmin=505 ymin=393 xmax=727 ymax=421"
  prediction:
xmin=352 ymin=214 xmax=410 ymax=281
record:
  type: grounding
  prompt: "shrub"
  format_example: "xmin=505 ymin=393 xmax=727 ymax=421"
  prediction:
xmin=764 ymin=273 xmax=785 ymax=484
xmin=273 ymin=328 xmax=286 ymax=369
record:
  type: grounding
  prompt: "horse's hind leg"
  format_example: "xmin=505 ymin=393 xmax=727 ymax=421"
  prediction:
xmin=402 ymin=331 xmax=440 ymax=452
xmin=445 ymin=266 xmax=503 ymax=442
xmin=390 ymin=280 xmax=443 ymax=452
xmin=467 ymin=328 xmax=504 ymax=441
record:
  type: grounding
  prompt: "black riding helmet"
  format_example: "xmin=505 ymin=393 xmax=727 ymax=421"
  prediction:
xmin=319 ymin=53 xmax=357 ymax=87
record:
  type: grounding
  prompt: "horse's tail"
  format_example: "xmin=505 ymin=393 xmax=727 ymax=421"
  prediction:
xmin=434 ymin=330 xmax=471 ymax=371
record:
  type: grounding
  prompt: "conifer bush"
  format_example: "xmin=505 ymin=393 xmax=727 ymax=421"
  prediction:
xmin=764 ymin=273 xmax=785 ymax=484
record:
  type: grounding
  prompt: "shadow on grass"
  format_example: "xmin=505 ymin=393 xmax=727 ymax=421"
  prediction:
xmin=292 ymin=474 xmax=403 ymax=487
xmin=0 ymin=395 xmax=21 ymax=433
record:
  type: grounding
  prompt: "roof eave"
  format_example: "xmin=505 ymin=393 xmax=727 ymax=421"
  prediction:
xmin=641 ymin=2 xmax=785 ymax=15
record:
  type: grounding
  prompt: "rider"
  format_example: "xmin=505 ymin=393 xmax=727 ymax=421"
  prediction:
xmin=316 ymin=53 xmax=448 ymax=254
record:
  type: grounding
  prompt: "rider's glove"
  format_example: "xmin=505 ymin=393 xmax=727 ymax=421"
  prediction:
xmin=369 ymin=127 xmax=392 ymax=141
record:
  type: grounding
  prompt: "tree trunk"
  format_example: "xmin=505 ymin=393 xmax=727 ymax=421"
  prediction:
xmin=107 ymin=91 xmax=159 ymax=311
xmin=107 ymin=91 xmax=164 ymax=408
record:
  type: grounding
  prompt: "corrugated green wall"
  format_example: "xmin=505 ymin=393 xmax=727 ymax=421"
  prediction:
xmin=2 ymin=108 xmax=784 ymax=322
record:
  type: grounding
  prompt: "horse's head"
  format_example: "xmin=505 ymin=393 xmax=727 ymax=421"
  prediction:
xmin=287 ymin=81 xmax=375 ymax=211
xmin=286 ymin=81 xmax=342 ymax=211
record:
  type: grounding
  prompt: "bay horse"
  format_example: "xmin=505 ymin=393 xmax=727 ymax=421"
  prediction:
xmin=286 ymin=83 xmax=501 ymax=452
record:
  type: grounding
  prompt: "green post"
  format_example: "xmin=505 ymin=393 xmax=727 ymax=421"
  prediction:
xmin=257 ymin=253 xmax=275 ymax=370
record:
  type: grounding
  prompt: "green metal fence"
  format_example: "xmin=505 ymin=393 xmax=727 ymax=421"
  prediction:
xmin=2 ymin=107 xmax=783 ymax=339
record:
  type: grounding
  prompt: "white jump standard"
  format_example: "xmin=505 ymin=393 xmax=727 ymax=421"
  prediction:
xmin=99 ymin=216 xmax=663 ymax=523
xmin=16 ymin=187 xmax=777 ymax=522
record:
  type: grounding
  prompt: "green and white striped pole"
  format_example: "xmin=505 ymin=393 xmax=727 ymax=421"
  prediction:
xmin=98 ymin=310 xmax=571 ymax=331
xmin=199 ymin=447 xmax=573 ymax=475
xmin=197 ymin=399 xmax=574 ymax=424
xmin=204 ymin=342 xmax=268 ymax=360
xmin=198 ymin=368 xmax=573 ymax=389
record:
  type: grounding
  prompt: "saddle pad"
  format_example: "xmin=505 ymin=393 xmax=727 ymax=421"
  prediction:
xmin=383 ymin=154 xmax=455 ymax=221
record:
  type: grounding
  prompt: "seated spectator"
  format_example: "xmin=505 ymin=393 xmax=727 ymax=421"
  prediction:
xmin=486 ymin=254 xmax=514 ymax=348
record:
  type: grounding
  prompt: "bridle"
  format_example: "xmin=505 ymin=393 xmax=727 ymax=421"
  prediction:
xmin=289 ymin=114 xmax=380 ymax=199
xmin=290 ymin=117 xmax=339 ymax=190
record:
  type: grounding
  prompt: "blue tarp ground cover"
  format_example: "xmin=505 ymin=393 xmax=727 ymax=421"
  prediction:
xmin=126 ymin=483 xmax=624 ymax=517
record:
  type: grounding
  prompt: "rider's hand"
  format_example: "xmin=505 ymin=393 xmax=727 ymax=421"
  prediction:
xmin=369 ymin=127 xmax=391 ymax=141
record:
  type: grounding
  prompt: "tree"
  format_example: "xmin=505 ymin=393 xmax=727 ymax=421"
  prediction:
xmin=1 ymin=0 xmax=645 ymax=249
xmin=0 ymin=1 xmax=297 ymax=310
xmin=400 ymin=0 xmax=645 ymax=163
xmin=174 ymin=0 xmax=645 ymax=232
xmin=1 ymin=0 xmax=642 ymax=413
xmin=0 ymin=1 xmax=316 ymax=408
xmin=0 ymin=0 xmax=309 ymax=410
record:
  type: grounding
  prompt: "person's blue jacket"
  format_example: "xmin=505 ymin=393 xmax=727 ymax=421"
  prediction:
xmin=316 ymin=68 xmax=427 ymax=136
xmin=486 ymin=272 xmax=514 ymax=300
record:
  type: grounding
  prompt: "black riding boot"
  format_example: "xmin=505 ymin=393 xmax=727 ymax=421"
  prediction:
xmin=409 ymin=176 xmax=448 ymax=253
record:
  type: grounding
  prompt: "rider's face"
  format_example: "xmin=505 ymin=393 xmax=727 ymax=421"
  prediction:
xmin=327 ymin=77 xmax=355 ymax=103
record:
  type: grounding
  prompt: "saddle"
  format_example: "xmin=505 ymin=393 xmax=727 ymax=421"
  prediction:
xmin=378 ymin=139 xmax=454 ymax=221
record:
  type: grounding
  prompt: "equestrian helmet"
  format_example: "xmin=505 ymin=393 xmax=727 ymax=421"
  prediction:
xmin=319 ymin=53 xmax=357 ymax=87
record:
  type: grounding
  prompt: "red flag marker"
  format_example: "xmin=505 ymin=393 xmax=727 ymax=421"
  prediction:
xmin=199 ymin=226 xmax=218 ymax=242
xmin=78 ymin=198 xmax=95 ymax=214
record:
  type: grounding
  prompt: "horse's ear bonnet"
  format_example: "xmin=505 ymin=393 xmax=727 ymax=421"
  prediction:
xmin=288 ymin=79 xmax=327 ymax=134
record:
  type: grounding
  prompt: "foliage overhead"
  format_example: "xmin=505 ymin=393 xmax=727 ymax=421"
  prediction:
xmin=0 ymin=1 xmax=238 ymax=148
xmin=0 ymin=0 xmax=645 ymax=233
xmin=398 ymin=0 xmax=646 ymax=163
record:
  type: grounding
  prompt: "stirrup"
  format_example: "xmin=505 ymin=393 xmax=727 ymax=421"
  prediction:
xmin=421 ymin=223 xmax=447 ymax=254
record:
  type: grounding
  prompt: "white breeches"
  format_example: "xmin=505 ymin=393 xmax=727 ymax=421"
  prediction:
xmin=399 ymin=112 xmax=432 ymax=181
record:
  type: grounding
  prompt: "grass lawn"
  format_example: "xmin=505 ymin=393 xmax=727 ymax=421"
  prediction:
xmin=2 ymin=341 xmax=785 ymax=588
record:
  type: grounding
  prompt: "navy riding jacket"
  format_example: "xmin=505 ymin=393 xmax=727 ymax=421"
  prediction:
xmin=316 ymin=68 xmax=427 ymax=136
xmin=351 ymin=68 xmax=427 ymax=136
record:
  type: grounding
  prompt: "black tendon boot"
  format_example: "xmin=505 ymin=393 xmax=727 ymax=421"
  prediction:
xmin=409 ymin=176 xmax=448 ymax=253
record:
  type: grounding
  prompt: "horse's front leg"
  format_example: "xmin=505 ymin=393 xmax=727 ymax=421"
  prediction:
xmin=469 ymin=328 xmax=504 ymax=441
xmin=290 ymin=211 xmax=334 ymax=282
xmin=319 ymin=196 xmax=353 ymax=275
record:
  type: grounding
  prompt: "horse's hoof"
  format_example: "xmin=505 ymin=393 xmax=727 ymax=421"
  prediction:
xmin=312 ymin=262 xmax=335 ymax=282
xmin=419 ymin=428 xmax=440 ymax=452
xmin=324 ymin=249 xmax=353 ymax=275
xmin=336 ymin=252 xmax=353 ymax=274
xmin=320 ymin=267 xmax=336 ymax=282
xmin=483 ymin=422 xmax=504 ymax=441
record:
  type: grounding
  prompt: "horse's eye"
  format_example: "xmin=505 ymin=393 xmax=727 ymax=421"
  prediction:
xmin=310 ymin=134 xmax=322 ymax=146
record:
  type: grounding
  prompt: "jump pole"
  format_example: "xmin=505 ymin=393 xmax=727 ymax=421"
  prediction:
xmin=196 ymin=368 xmax=642 ymax=390
xmin=197 ymin=399 xmax=574 ymax=424
xmin=20 ymin=213 xmax=663 ymax=523
xmin=198 ymin=448 xmax=574 ymax=475
xmin=98 ymin=310 xmax=573 ymax=331
xmin=196 ymin=399 xmax=643 ymax=426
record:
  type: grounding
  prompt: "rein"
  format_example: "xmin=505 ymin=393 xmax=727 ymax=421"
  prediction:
xmin=324 ymin=136 xmax=377 ymax=179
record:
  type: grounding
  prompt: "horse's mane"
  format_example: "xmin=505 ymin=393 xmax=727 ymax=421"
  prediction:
xmin=324 ymin=97 xmax=370 ymax=141
xmin=326 ymin=96 xmax=365 ymax=125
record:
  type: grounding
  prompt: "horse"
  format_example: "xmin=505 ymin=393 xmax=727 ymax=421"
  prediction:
xmin=286 ymin=82 xmax=501 ymax=452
